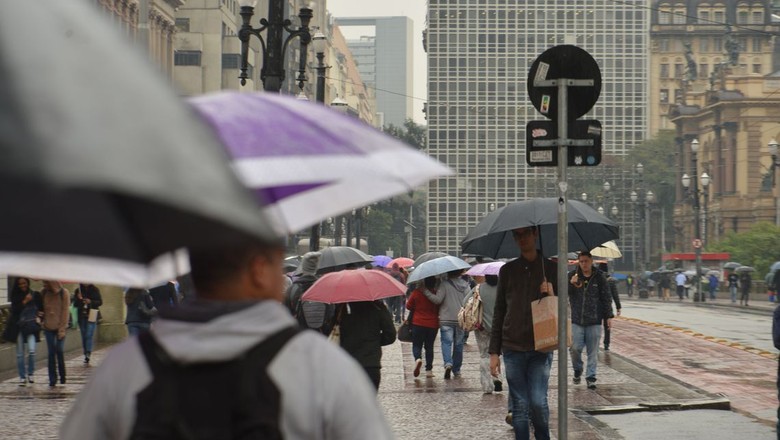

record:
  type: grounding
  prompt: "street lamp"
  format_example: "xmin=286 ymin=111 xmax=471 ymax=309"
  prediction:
xmin=645 ymin=190 xmax=654 ymax=270
xmin=237 ymin=0 xmax=313 ymax=92
xmin=603 ymin=181 xmax=611 ymax=218
xmin=581 ymin=192 xmax=588 ymax=204
xmin=630 ymin=190 xmax=639 ymax=271
xmin=307 ymin=31 xmax=328 ymax=252
xmin=682 ymin=138 xmax=704 ymax=302
xmin=597 ymin=206 xmax=604 ymax=215
xmin=769 ymin=138 xmax=780 ymax=226
xmin=611 ymin=205 xmax=619 ymax=217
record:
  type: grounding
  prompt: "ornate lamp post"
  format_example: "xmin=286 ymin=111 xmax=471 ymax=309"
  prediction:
xmin=237 ymin=0 xmax=312 ymax=92
xmin=769 ymin=138 xmax=780 ymax=226
xmin=682 ymin=138 xmax=706 ymax=302
xmin=307 ymin=31 xmax=328 ymax=252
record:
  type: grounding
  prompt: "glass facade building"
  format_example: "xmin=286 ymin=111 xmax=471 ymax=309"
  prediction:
xmin=426 ymin=0 xmax=650 ymax=255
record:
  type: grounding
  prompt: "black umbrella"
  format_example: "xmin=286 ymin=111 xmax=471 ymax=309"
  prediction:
xmin=413 ymin=252 xmax=450 ymax=269
xmin=460 ymin=198 xmax=619 ymax=259
xmin=318 ymin=247 xmax=373 ymax=271
xmin=0 ymin=0 xmax=278 ymax=286
xmin=723 ymin=262 xmax=742 ymax=270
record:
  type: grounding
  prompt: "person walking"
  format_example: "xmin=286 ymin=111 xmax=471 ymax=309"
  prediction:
xmin=626 ymin=274 xmax=635 ymax=297
xmin=423 ymin=268 xmax=470 ymax=379
xmin=332 ymin=300 xmax=397 ymax=390
xmin=466 ymin=273 xmax=503 ymax=394
xmin=674 ymin=271 xmax=686 ymax=301
xmin=61 ymin=236 xmax=393 ymax=439
xmin=124 ymin=288 xmax=156 ymax=336
xmin=3 ymin=277 xmax=43 ymax=385
xmin=728 ymin=270 xmax=740 ymax=303
xmin=149 ymin=280 xmax=180 ymax=309
xmin=708 ymin=273 xmax=719 ymax=300
xmin=569 ymin=251 xmax=614 ymax=390
xmin=598 ymin=263 xmax=621 ymax=352
xmin=406 ymin=276 xmax=440 ymax=378
xmin=739 ymin=272 xmax=752 ymax=306
xmin=41 ymin=280 xmax=70 ymax=387
xmin=73 ymin=283 xmax=102 ymax=364
xmin=490 ymin=226 xmax=557 ymax=440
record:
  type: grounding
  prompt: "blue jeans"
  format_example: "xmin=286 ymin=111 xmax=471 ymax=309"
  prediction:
xmin=571 ymin=323 xmax=601 ymax=380
xmin=78 ymin=318 xmax=96 ymax=356
xmin=503 ymin=349 xmax=553 ymax=440
xmin=439 ymin=323 xmax=464 ymax=373
xmin=16 ymin=333 xmax=36 ymax=379
xmin=44 ymin=330 xmax=65 ymax=385
xmin=127 ymin=322 xmax=151 ymax=336
xmin=411 ymin=325 xmax=438 ymax=371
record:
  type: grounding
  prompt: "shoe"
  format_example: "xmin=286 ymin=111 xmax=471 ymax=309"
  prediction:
xmin=413 ymin=359 xmax=422 ymax=377
xmin=49 ymin=382 xmax=56 ymax=387
xmin=60 ymin=377 xmax=66 ymax=385
xmin=494 ymin=380 xmax=503 ymax=392
xmin=444 ymin=366 xmax=452 ymax=379
xmin=604 ymin=346 xmax=610 ymax=351
xmin=84 ymin=356 xmax=90 ymax=364
xmin=453 ymin=372 xmax=462 ymax=378
xmin=505 ymin=411 xmax=513 ymax=426
xmin=27 ymin=375 xmax=34 ymax=384
xmin=19 ymin=378 xmax=26 ymax=386
xmin=425 ymin=370 xmax=434 ymax=378
xmin=587 ymin=379 xmax=597 ymax=389
xmin=573 ymin=373 xmax=581 ymax=384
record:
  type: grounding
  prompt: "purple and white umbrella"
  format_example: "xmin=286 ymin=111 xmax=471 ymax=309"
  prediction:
xmin=465 ymin=261 xmax=505 ymax=276
xmin=189 ymin=92 xmax=453 ymax=233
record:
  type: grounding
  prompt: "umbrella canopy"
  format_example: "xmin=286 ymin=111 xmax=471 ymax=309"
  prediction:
xmin=735 ymin=266 xmax=755 ymax=273
xmin=770 ymin=261 xmax=780 ymax=273
xmin=707 ymin=270 xmax=722 ymax=277
xmin=301 ymin=269 xmax=407 ymax=304
xmin=189 ymin=92 xmax=453 ymax=233
xmin=460 ymin=198 xmax=619 ymax=259
xmin=371 ymin=255 xmax=392 ymax=268
xmin=723 ymin=262 xmax=742 ymax=270
xmin=387 ymin=257 xmax=415 ymax=268
xmin=283 ymin=256 xmax=302 ymax=273
xmin=0 ymin=0 xmax=277 ymax=287
xmin=407 ymin=256 xmax=471 ymax=284
xmin=590 ymin=241 xmax=623 ymax=259
xmin=318 ymin=246 xmax=373 ymax=271
xmin=413 ymin=252 xmax=450 ymax=269
xmin=465 ymin=261 xmax=506 ymax=276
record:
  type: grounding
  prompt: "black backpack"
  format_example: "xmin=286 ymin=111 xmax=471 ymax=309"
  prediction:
xmin=129 ymin=326 xmax=300 ymax=440
xmin=18 ymin=303 xmax=40 ymax=337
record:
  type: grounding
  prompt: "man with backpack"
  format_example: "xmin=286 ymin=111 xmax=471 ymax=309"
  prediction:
xmin=61 ymin=236 xmax=392 ymax=439
xmin=286 ymin=251 xmax=334 ymax=335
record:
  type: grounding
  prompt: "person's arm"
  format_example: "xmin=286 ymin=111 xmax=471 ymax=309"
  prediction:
xmin=59 ymin=290 xmax=70 ymax=339
xmin=599 ymin=275 xmax=614 ymax=320
xmin=610 ymin=279 xmax=622 ymax=312
xmin=378 ymin=303 xmax=397 ymax=346
xmin=90 ymin=286 xmax=103 ymax=309
xmin=422 ymin=287 xmax=444 ymax=305
xmin=405 ymin=291 xmax=416 ymax=311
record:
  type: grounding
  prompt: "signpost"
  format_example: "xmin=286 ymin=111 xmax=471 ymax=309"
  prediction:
xmin=526 ymin=45 xmax=602 ymax=440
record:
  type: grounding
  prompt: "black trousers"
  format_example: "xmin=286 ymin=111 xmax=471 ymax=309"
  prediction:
xmin=602 ymin=319 xmax=611 ymax=349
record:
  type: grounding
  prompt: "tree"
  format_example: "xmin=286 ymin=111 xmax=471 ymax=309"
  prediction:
xmin=708 ymin=222 xmax=780 ymax=277
xmin=383 ymin=119 xmax=427 ymax=151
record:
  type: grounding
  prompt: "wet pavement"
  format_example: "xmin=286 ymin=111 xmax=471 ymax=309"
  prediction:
xmin=0 ymin=300 xmax=777 ymax=439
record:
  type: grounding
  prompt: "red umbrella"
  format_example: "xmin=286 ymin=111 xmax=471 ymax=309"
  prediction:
xmin=301 ymin=269 xmax=407 ymax=304
xmin=388 ymin=257 xmax=415 ymax=268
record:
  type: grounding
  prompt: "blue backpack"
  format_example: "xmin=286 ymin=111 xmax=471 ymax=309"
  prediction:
xmin=18 ymin=303 xmax=41 ymax=337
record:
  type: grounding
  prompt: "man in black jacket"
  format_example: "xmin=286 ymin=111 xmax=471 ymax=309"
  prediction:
xmin=569 ymin=251 xmax=613 ymax=389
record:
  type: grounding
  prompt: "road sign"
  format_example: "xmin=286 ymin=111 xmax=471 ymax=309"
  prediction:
xmin=527 ymin=45 xmax=602 ymax=121
xmin=692 ymin=238 xmax=702 ymax=249
xmin=526 ymin=120 xmax=602 ymax=167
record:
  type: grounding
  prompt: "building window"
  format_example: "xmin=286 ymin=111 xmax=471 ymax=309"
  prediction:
xmin=659 ymin=39 xmax=669 ymax=51
xmin=674 ymin=89 xmax=683 ymax=102
xmin=752 ymin=64 xmax=761 ymax=74
xmin=737 ymin=10 xmax=749 ymax=24
xmin=674 ymin=63 xmax=683 ymax=77
xmin=752 ymin=37 xmax=762 ymax=52
xmin=752 ymin=10 xmax=763 ymax=24
xmin=699 ymin=63 xmax=709 ymax=78
xmin=660 ymin=63 xmax=670 ymax=78
xmin=672 ymin=9 xmax=686 ymax=24
xmin=713 ymin=10 xmax=724 ymax=23
xmin=659 ymin=9 xmax=672 ymax=24
xmin=222 ymin=54 xmax=241 ymax=69
xmin=660 ymin=89 xmax=669 ymax=103
xmin=700 ymin=38 xmax=709 ymax=52
xmin=713 ymin=37 xmax=722 ymax=52
xmin=175 ymin=18 xmax=190 ymax=32
xmin=174 ymin=50 xmax=202 ymax=66
xmin=698 ymin=10 xmax=710 ymax=23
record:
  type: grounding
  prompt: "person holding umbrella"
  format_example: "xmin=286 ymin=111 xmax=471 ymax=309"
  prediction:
xmin=489 ymin=226 xmax=558 ymax=440
xmin=406 ymin=276 xmax=440 ymax=378
xmin=422 ymin=268 xmax=471 ymax=379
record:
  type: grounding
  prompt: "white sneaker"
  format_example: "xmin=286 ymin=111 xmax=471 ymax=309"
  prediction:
xmin=19 ymin=378 xmax=26 ymax=386
xmin=27 ymin=375 xmax=34 ymax=384
xmin=413 ymin=359 xmax=422 ymax=377
xmin=425 ymin=370 xmax=435 ymax=378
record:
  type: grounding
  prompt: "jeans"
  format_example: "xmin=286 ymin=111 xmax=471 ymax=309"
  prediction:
xmin=503 ymin=349 xmax=553 ymax=440
xmin=439 ymin=323 xmax=464 ymax=373
xmin=16 ymin=333 xmax=36 ymax=379
xmin=730 ymin=285 xmax=738 ymax=302
xmin=44 ymin=330 xmax=65 ymax=385
xmin=411 ymin=325 xmax=437 ymax=371
xmin=78 ymin=318 xmax=96 ymax=356
xmin=602 ymin=318 xmax=612 ymax=349
xmin=475 ymin=329 xmax=496 ymax=393
xmin=570 ymin=323 xmax=601 ymax=380
xmin=127 ymin=322 xmax=151 ymax=336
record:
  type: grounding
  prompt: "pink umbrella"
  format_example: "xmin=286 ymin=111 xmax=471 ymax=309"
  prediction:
xmin=388 ymin=257 xmax=414 ymax=268
xmin=466 ymin=261 xmax=506 ymax=276
xmin=301 ymin=269 xmax=407 ymax=304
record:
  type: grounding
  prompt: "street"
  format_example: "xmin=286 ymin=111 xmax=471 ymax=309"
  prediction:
xmin=0 ymin=298 xmax=777 ymax=439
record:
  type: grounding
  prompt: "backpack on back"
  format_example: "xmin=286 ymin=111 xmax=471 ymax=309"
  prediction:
xmin=129 ymin=326 xmax=299 ymax=440
xmin=458 ymin=285 xmax=483 ymax=331
xmin=18 ymin=302 xmax=41 ymax=337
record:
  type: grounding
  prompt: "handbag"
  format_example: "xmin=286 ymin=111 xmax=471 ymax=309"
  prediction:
xmin=458 ymin=285 xmax=483 ymax=331
xmin=328 ymin=306 xmax=344 ymax=345
xmin=87 ymin=308 xmax=99 ymax=323
xmin=397 ymin=309 xmax=414 ymax=342
xmin=531 ymin=295 xmax=571 ymax=352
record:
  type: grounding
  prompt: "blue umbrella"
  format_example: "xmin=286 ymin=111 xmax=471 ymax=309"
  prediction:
xmin=407 ymin=256 xmax=471 ymax=284
xmin=372 ymin=255 xmax=392 ymax=268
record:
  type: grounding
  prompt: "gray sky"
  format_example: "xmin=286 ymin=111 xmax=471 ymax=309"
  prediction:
xmin=327 ymin=0 xmax=427 ymax=124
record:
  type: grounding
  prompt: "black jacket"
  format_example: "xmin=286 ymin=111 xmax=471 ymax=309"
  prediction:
xmin=2 ymin=288 xmax=43 ymax=343
xmin=335 ymin=301 xmax=396 ymax=369
xmin=74 ymin=284 xmax=103 ymax=320
xmin=568 ymin=269 xmax=613 ymax=326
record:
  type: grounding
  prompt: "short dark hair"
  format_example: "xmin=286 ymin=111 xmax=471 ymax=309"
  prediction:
xmin=578 ymin=250 xmax=593 ymax=259
xmin=485 ymin=275 xmax=499 ymax=286
xmin=189 ymin=240 xmax=281 ymax=294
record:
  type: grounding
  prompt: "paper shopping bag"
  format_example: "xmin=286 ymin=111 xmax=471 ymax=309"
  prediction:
xmin=87 ymin=308 xmax=99 ymax=323
xmin=531 ymin=296 xmax=571 ymax=352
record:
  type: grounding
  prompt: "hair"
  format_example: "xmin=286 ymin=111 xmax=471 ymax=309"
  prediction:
xmin=578 ymin=250 xmax=593 ymax=259
xmin=597 ymin=262 xmax=609 ymax=273
xmin=447 ymin=269 xmax=464 ymax=278
xmin=189 ymin=240 xmax=282 ymax=294
xmin=125 ymin=288 xmax=145 ymax=305
xmin=423 ymin=276 xmax=438 ymax=291
xmin=485 ymin=275 xmax=499 ymax=286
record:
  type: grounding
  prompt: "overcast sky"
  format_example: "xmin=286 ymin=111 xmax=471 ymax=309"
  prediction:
xmin=327 ymin=0 xmax=427 ymax=124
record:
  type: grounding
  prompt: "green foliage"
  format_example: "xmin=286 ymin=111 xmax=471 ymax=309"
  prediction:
xmin=707 ymin=222 xmax=780 ymax=276
xmin=383 ymin=119 xmax=427 ymax=151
